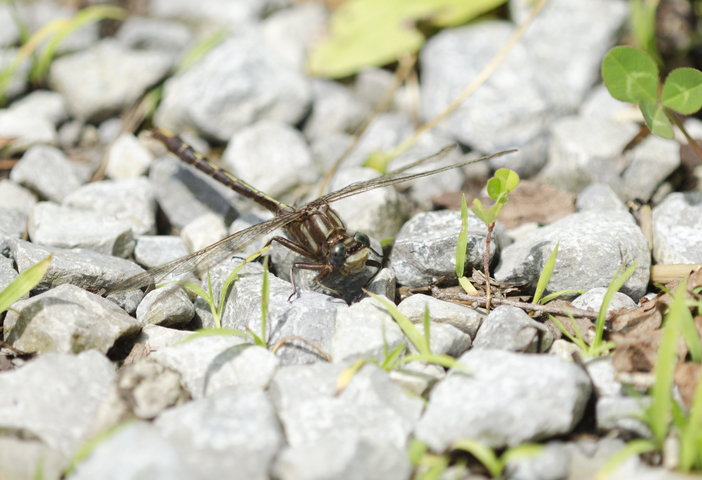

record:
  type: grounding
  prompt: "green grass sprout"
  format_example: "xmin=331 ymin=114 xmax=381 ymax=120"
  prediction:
xmin=456 ymin=193 xmax=479 ymax=295
xmin=452 ymin=439 xmax=543 ymax=478
xmin=532 ymin=242 xmax=558 ymax=305
xmin=0 ymin=254 xmax=51 ymax=314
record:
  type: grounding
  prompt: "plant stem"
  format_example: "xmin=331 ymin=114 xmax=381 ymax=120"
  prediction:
xmin=431 ymin=288 xmax=601 ymax=320
xmin=665 ymin=108 xmax=702 ymax=161
xmin=485 ymin=223 xmax=494 ymax=314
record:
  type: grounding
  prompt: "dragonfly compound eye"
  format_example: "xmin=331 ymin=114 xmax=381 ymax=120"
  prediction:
xmin=354 ymin=232 xmax=370 ymax=247
xmin=330 ymin=243 xmax=347 ymax=268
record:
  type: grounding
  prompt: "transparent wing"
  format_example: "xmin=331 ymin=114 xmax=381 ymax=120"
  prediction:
xmin=105 ymin=211 xmax=304 ymax=294
xmin=315 ymin=149 xmax=516 ymax=205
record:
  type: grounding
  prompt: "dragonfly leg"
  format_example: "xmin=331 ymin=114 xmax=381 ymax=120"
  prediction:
xmin=288 ymin=262 xmax=333 ymax=301
xmin=362 ymin=259 xmax=383 ymax=289
xmin=264 ymin=236 xmax=317 ymax=258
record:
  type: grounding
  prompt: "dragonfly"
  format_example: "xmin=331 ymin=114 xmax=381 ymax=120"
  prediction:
xmin=105 ymin=129 xmax=515 ymax=299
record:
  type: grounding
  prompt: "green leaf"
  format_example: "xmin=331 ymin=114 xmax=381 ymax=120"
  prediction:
xmin=260 ymin=256 xmax=270 ymax=346
xmin=0 ymin=254 xmax=51 ymax=313
xmin=336 ymin=358 xmax=373 ymax=393
xmin=408 ymin=438 xmax=429 ymax=467
xmin=601 ymin=46 xmax=659 ymax=104
xmin=308 ymin=0 xmax=507 ymax=78
xmin=399 ymin=353 xmax=467 ymax=370
xmin=366 ymin=291 xmax=431 ymax=355
xmin=494 ymin=168 xmax=519 ymax=194
xmin=456 ymin=194 xmax=469 ymax=279
xmin=596 ymin=439 xmax=657 ymax=480
xmin=380 ymin=341 xmax=407 ymax=370
xmin=593 ymin=263 xmax=638 ymax=351
xmin=423 ymin=304 xmax=431 ymax=351
xmin=471 ymin=198 xmax=497 ymax=226
xmin=176 ymin=328 xmax=250 ymax=345
xmin=647 ymin=278 xmax=686 ymax=447
xmin=540 ymin=289 xmax=585 ymax=304
xmin=486 ymin=176 xmax=503 ymax=200
xmin=501 ymin=443 xmax=545 ymax=464
xmin=533 ymin=242 xmax=558 ymax=305
xmin=678 ymin=364 xmax=702 ymax=471
xmin=661 ymin=67 xmax=702 ymax=115
xmin=452 ymin=439 xmax=503 ymax=478
xmin=639 ymin=100 xmax=674 ymax=139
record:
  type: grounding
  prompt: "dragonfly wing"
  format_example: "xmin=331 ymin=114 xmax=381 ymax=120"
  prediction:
xmin=105 ymin=212 xmax=303 ymax=294
xmin=316 ymin=149 xmax=516 ymax=205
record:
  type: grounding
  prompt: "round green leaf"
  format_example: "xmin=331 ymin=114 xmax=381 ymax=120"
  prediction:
xmin=495 ymin=168 xmax=519 ymax=193
xmin=661 ymin=68 xmax=702 ymax=115
xmin=601 ymin=46 xmax=659 ymax=104
xmin=486 ymin=177 xmax=503 ymax=200
xmin=639 ymin=100 xmax=674 ymax=139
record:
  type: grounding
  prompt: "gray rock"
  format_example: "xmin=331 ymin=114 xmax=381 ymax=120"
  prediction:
xmin=260 ymin=2 xmax=328 ymax=72
xmin=572 ymin=287 xmax=637 ymax=316
xmin=365 ymin=267 xmax=396 ymax=300
xmin=310 ymin=132 xmax=353 ymax=173
xmin=386 ymin=132 xmax=465 ymax=210
xmin=28 ymin=202 xmax=135 ymax=258
xmin=0 ymin=207 xmax=26 ymax=238
xmin=116 ymin=16 xmax=194 ymax=55
xmin=222 ymin=274 xmax=343 ymax=365
xmin=0 ymin=179 xmax=38 ymax=216
xmin=416 ymin=349 xmax=592 ymax=450
xmin=50 ymin=40 xmax=173 ymax=122
xmin=148 ymin=0 xmax=289 ymax=30
xmin=130 ymin=324 xmax=194 ymax=355
xmin=585 ymin=356 xmax=623 ymax=398
xmin=596 ymin=396 xmax=652 ymax=439
xmin=652 ymin=192 xmax=702 ymax=264
xmin=133 ymin=235 xmax=190 ymax=268
xmin=0 ymin=48 xmax=29 ymax=101
xmin=66 ymin=422 xmax=192 ymax=480
xmin=0 ymin=255 xmax=19 ymax=298
xmin=222 ymin=120 xmax=316 ymax=199
xmin=0 ymin=350 xmax=115 ymax=458
xmin=326 ymin=166 xmax=406 ymax=241
xmin=136 ymin=284 xmax=195 ymax=328
xmin=181 ymin=213 xmax=228 ymax=253
xmin=303 ymin=78 xmax=370 ymax=141
xmin=354 ymin=67 xmax=395 ymax=107
xmin=576 ymin=183 xmax=628 ymax=213
xmin=473 ymin=305 xmax=553 ymax=353
xmin=503 ymin=441 xmax=570 ymax=480
xmin=0 ymin=3 xmax=19 ymax=47
xmin=154 ymin=34 xmax=310 ymax=142
xmin=407 ymin=321 xmax=472 ymax=357
xmin=397 ymin=294 xmax=486 ymax=339
xmin=331 ymin=297 xmax=406 ymax=363
xmin=154 ymin=386 xmax=284 ymax=480
xmin=421 ymin=21 xmax=557 ymax=154
xmin=63 ymin=177 xmax=157 ymax=237
xmin=548 ymin=338 xmax=584 ymax=361
xmin=274 ymin=436 xmax=411 ymax=480
xmin=3 ymin=284 xmax=142 ymax=354
xmin=0 ymin=106 xmax=57 ymax=154
xmin=7 ymin=237 xmax=144 ymax=300
xmin=105 ymin=133 xmax=155 ymax=180
xmin=0 ymin=436 xmax=66 ymax=480
xmin=269 ymin=362 xmax=421 ymax=477
xmin=98 ymin=118 xmax=123 ymax=145
xmin=343 ymin=112 xmax=415 ymax=168
xmin=539 ymin=115 xmax=640 ymax=193
xmin=618 ymin=135 xmax=680 ymax=203
xmin=149 ymin=155 xmax=240 ymax=230
xmin=151 ymin=335 xmax=279 ymax=398
xmin=391 ymin=210 xmax=495 ymax=288
xmin=389 ymin=362 xmax=445 ymax=397
xmin=494 ymin=211 xmax=650 ymax=300
xmin=9 ymin=90 xmax=68 ymax=125
xmin=580 ymin=84 xmax=640 ymax=121
xmin=92 ymin=359 xmax=190 ymax=430
xmin=10 ymin=145 xmax=82 ymax=203
xmin=510 ymin=0 xmax=629 ymax=109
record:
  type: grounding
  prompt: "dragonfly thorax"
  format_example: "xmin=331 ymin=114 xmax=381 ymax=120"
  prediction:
xmin=330 ymin=231 xmax=371 ymax=275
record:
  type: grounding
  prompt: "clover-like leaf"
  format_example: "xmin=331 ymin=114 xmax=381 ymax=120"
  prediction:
xmin=661 ymin=67 xmax=702 ymax=115
xmin=640 ymin=100 xmax=674 ymax=139
xmin=602 ymin=46 xmax=658 ymax=105
xmin=494 ymin=168 xmax=519 ymax=193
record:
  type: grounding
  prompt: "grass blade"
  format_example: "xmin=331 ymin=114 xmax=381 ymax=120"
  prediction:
xmin=456 ymin=193 xmax=469 ymax=279
xmin=679 ymin=368 xmax=702 ymax=471
xmin=365 ymin=290 xmax=430 ymax=355
xmin=533 ymin=242 xmax=558 ymax=305
xmin=0 ymin=254 xmax=51 ymax=313
xmin=596 ymin=439 xmax=657 ymax=479
xmin=452 ymin=439 xmax=502 ymax=478
xmin=261 ymin=256 xmax=270 ymax=346
xmin=593 ymin=263 xmax=638 ymax=350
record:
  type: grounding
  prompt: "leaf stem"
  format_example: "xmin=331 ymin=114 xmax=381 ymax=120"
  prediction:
xmin=665 ymin=107 xmax=702 ymax=161
xmin=484 ymin=223 xmax=494 ymax=313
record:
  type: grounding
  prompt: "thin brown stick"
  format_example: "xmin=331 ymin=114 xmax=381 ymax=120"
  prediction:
xmin=432 ymin=287 xmax=601 ymax=320
xmin=484 ymin=223 xmax=494 ymax=313
xmin=271 ymin=335 xmax=332 ymax=362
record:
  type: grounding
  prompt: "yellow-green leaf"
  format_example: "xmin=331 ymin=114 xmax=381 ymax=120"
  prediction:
xmin=308 ymin=0 xmax=507 ymax=78
xmin=639 ymin=100 xmax=674 ymax=139
xmin=661 ymin=67 xmax=702 ymax=115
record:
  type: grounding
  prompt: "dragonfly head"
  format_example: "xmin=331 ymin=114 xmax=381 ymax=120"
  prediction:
xmin=330 ymin=232 xmax=371 ymax=275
